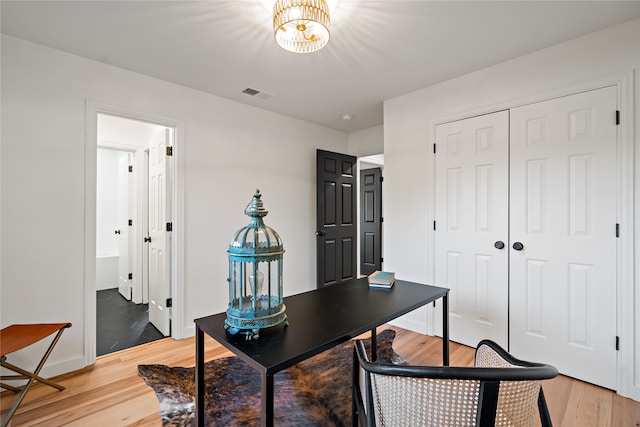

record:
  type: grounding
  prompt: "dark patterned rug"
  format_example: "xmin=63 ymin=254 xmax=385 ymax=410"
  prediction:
xmin=138 ymin=329 xmax=405 ymax=426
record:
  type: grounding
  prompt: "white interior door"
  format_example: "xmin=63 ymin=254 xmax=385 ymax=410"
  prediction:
xmin=435 ymin=110 xmax=510 ymax=348
xmin=117 ymin=152 xmax=131 ymax=300
xmin=509 ymin=87 xmax=618 ymax=389
xmin=148 ymin=129 xmax=172 ymax=336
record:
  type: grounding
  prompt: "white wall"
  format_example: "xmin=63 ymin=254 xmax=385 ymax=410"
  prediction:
xmin=96 ymin=148 xmax=120 ymax=258
xmin=383 ymin=19 xmax=640 ymax=399
xmin=0 ymin=35 xmax=349 ymax=377
xmin=348 ymin=124 xmax=383 ymax=157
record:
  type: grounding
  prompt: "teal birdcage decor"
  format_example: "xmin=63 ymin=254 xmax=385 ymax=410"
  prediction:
xmin=225 ymin=189 xmax=288 ymax=339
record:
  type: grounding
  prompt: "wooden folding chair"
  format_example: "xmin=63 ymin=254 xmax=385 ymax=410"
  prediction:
xmin=1 ymin=323 xmax=72 ymax=427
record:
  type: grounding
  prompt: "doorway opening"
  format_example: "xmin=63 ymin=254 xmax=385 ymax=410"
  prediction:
xmin=85 ymin=102 xmax=183 ymax=364
xmin=358 ymin=154 xmax=384 ymax=277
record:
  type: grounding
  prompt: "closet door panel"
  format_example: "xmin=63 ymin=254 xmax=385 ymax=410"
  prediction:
xmin=509 ymin=86 xmax=617 ymax=390
xmin=435 ymin=110 xmax=509 ymax=348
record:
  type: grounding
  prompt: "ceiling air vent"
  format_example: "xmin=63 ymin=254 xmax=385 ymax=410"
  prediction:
xmin=242 ymin=87 xmax=273 ymax=100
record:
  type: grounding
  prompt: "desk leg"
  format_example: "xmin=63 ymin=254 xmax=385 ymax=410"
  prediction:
xmin=370 ymin=327 xmax=377 ymax=361
xmin=195 ymin=326 xmax=205 ymax=427
xmin=443 ymin=292 xmax=450 ymax=366
xmin=261 ymin=371 xmax=274 ymax=427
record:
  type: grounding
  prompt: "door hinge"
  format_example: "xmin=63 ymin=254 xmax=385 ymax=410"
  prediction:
xmin=128 ymin=165 xmax=133 ymax=173
xmin=128 ymin=219 xmax=133 ymax=226
xmin=433 ymin=143 xmax=436 ymax=154
xmin=166 ymin=146 xmax=173 ymax=156
xmin=166 ymin=298 xmax=173 ymax=308
xmin=616 ymin=336 xmax=620 ymax=351
xmin=380 ymin=217 xmax=384 ymax=223
xmin=128 ymin=273 xmax=133 ymax=280
xmin=615 ymin=110 xmax=620 ymax=125
xmin=166 ymin=222 xmax=173 ymax=232
xmin=616 ymin=223 xmax=620 ymax=238
xmin=380 ymin=257 xmax=384 ymax=263
xmin=380 ymin=176 xmax=384 ymax=182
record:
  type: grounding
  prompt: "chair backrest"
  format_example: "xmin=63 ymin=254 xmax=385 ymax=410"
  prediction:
xmin=352 ymin=339 xmax=558 ymax=427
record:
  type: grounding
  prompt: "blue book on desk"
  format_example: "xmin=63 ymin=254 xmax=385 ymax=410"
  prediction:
xmin=368 ymin=271 xmax=395 ymax=288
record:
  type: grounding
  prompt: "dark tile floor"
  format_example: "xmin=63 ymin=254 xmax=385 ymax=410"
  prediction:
xmin=96 ymin=288 xmax=165 ymax=357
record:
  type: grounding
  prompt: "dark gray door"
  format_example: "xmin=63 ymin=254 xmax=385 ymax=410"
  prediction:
xmin=360 ymin=167 xmax=382 ymax=275
xmin=316 ymin=149 xmax=357 ymax=288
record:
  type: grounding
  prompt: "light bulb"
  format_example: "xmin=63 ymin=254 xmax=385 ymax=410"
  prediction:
xmin=250 ymin=270 xmax=264 ymax=295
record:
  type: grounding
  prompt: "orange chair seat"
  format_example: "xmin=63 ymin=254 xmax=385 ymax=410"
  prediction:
xmin=1 ymin=323 xmax=71 ymax=357
xmin=1 ymin=322 xmax=71 ymax=427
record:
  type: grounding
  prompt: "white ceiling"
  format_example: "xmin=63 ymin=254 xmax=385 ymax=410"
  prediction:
xmin=2 ymin=1 xmax=639 ymax=132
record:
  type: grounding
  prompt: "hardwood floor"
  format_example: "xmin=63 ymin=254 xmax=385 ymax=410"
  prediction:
xmin=2 ymin=325 xmax=639 ymax=426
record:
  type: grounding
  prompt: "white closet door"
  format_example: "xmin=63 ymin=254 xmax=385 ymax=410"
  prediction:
xmin=509 ymin=87 xmax=617 ymax=389
xmin=435 ymin=110 xmax=510 ymax=348
xmin=148 ymin=129 xmax=172 ymax=337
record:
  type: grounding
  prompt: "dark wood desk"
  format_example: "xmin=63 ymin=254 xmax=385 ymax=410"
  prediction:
xmin=194 ymin=278 xmax=449 ymax=427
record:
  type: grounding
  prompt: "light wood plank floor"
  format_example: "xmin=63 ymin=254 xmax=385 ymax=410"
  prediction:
xmin=2 ymin=325 xmax=639 ymax=426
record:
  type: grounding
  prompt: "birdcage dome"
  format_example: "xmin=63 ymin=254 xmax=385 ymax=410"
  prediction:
xmin=228 ymin=189 xmax=283 ymax=257
xmin=229 ymin=221 xmax=283 ymax=255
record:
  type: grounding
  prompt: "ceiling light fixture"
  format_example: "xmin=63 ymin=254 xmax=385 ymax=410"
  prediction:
xmin=273 ymin=0 xmax=331 ymax=54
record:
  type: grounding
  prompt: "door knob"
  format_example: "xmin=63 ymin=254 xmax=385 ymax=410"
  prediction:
xmin=494 ymin=241 xmax=505 ymax=249
xmin=512 ymin=242 xmax=524 ymax=251
xmin=315 ymin=230 xmax=326 ymax=236
xmin=114 ymin=230 xmax=121 ymax=235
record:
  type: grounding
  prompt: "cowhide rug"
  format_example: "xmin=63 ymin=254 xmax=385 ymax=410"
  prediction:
xmin=138 ymin=329 xmax=405 ymax=426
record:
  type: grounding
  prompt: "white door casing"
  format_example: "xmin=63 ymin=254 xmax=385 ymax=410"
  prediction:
xmin=86 ymin=102 xmax=185 ymax=366
xmin=148 ymin=129 xmax=172 ymax=336
xmin=117 ymin=152 xmax=132 ymax=300
xmin=435 ymin=110 xmax=510 ymax=348
xmin=509 ymin=87 xmax=618 ymax=390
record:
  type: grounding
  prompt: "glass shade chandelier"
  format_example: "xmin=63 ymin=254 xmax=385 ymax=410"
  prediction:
xmin=273 ymin=0 xmax=330 ymax=53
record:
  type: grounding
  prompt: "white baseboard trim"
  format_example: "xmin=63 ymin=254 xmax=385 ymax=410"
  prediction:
xmin=388 ymin=312 xmax=430 ymax=336
xmin=182 ymin=324 xmax=196 ymax=339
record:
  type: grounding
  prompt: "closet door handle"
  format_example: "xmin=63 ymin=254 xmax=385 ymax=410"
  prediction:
xmin=512 ymin=242 xmax=524 ymax=251
xmin=494 ymin=241 xmax=505 ymax=249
